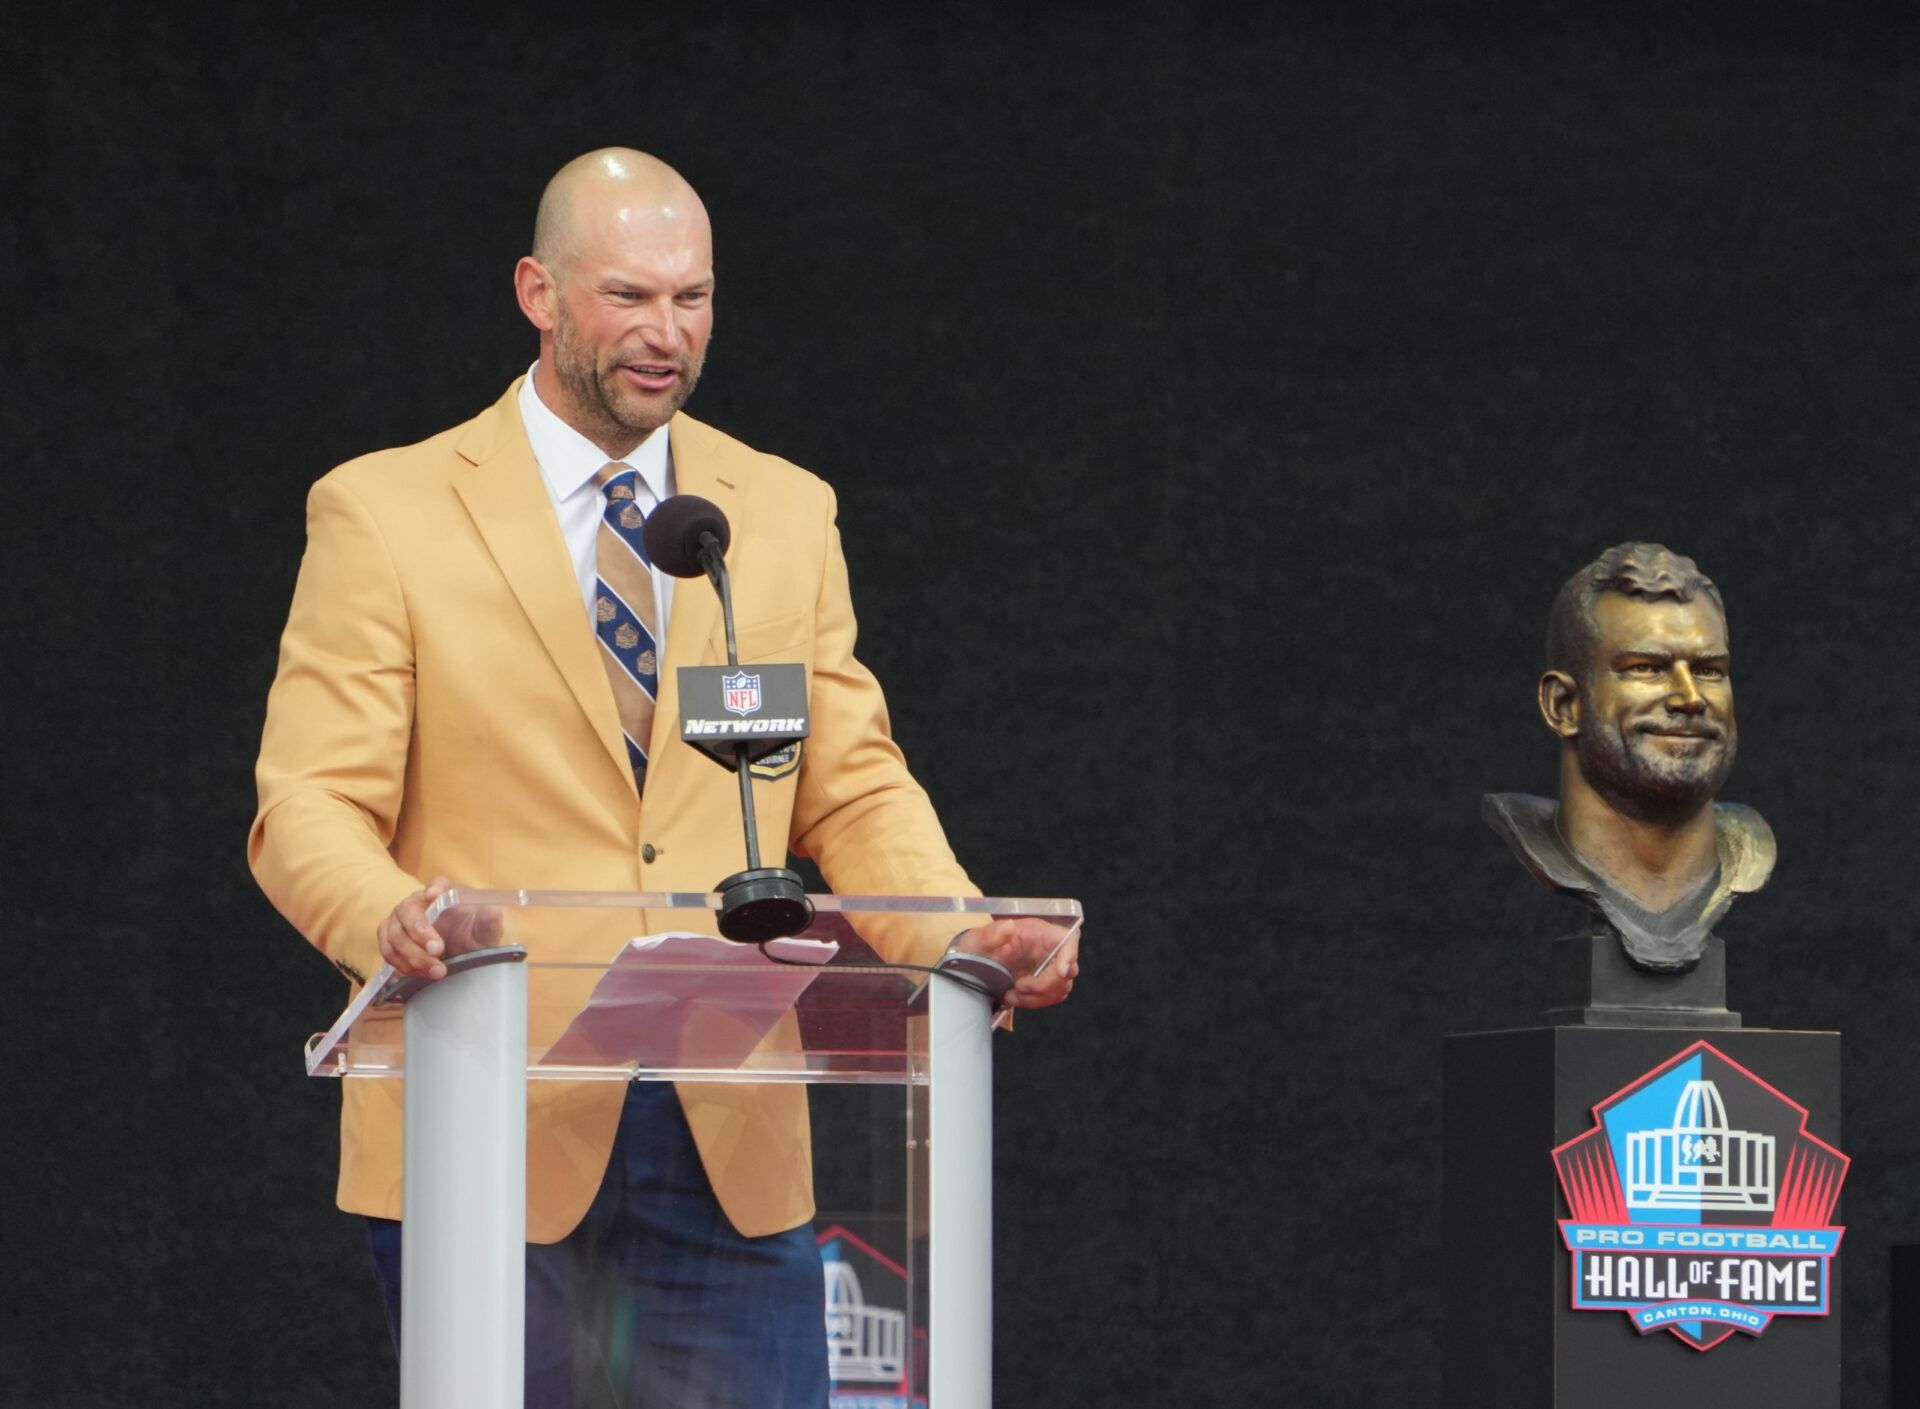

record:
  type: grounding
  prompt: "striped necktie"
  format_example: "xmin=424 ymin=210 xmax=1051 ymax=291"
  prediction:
xmin=592 ymin=463 xmax=660 ymax=794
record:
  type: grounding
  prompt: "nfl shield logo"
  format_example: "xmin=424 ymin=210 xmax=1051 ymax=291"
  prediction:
xmin=723 ymin=671 xmax=763 ymax=716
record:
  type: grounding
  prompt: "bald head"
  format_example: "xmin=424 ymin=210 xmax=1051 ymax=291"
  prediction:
xmin=516 ymin=149 xmax=717 ymax=456
xmin=531 ymin=148 xmax=709 ymax=279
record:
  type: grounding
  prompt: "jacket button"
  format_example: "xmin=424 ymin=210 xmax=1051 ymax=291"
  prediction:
xmin=642 ymin=843 xmax=657 ymax=863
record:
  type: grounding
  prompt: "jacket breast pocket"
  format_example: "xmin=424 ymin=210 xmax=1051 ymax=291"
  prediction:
xmin=706 ymin=609 xmax=814 ymax=665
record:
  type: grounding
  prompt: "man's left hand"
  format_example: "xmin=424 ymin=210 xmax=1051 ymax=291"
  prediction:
xmin=952 ymin=918 xmax=1080 ymax=1009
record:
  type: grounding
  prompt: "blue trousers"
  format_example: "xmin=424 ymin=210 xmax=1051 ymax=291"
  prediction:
xmin=367 ymin=1081 xmax=828 ymax=1408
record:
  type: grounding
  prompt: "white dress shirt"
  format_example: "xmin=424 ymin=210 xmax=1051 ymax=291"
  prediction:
xmin=518 ymin=363 xmax=676 ymax=635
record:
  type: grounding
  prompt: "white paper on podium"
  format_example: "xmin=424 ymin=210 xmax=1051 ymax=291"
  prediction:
xmin=538 ymin=932 xmax=839 ymax=1070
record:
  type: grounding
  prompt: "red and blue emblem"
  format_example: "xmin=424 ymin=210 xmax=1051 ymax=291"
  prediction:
xmin=818 ymin=1223 xmax=921 ymax=1408
xmin=1553 ymin=1040 xmax=1848 ymax=1350
xmin=723 ymin=671 xmax=763 ymax=717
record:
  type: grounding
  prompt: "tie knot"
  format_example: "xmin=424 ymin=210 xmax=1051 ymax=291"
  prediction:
xmin=595 ymin=463 xmax=639 ymax=500
xmin=597 ymin=464 xmax=650 ymax=554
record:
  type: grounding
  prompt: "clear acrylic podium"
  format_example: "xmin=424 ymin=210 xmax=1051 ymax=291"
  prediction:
xmin=304 ymin=889 xmax=1082 ymax=1409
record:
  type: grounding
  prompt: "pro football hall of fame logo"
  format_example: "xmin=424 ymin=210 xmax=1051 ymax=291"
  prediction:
xmin=817 ymin=1224 xmax=919 ymax=1409
xmin=1553 ymin=1040 xmax=1848 ymax=1351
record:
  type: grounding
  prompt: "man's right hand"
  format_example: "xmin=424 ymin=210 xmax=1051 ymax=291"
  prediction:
xmin=377 ymin=876 xmax=456 ymax=980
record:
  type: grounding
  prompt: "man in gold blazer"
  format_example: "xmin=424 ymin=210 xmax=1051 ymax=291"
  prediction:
xmin=249 ymin=149 xmax=1076 ymax=1406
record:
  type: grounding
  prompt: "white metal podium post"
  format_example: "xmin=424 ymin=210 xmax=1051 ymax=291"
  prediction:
xmin=400 ymin=950 xmax=528 ymax=1409
xmin=927 ymin=974 xmax=994 ymax=1408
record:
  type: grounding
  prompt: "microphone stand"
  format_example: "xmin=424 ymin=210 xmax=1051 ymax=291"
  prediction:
xmin=698 ymin=531 xmax=812 ymax=942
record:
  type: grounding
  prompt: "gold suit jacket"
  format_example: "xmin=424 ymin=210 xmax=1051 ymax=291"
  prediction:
xmin=249 ymin=380 xmax=975 ymax=1241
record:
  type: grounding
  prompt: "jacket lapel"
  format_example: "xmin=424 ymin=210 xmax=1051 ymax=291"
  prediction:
xmin=452 ymin=382 xmax=634 ymax=793
xmin=644 ymin=414 xmax=741 ymax=769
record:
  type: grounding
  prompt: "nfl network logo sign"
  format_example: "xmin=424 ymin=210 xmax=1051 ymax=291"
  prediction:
xmin=723 ymin=671 xmax=762 ymax=717
xmin=1552 ymin=1041 xmax=1848 ymax=1351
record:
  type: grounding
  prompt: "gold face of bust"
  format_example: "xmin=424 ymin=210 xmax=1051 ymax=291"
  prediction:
xmin=1575 ymin=593 xmax=1737 ymax=818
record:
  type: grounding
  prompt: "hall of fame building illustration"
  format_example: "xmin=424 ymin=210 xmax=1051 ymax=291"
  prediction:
xmin=826 ymin=1257 xmax=907 ymax=1381
xmin=1625 ymin=1078 xmax=1775 ymax=1212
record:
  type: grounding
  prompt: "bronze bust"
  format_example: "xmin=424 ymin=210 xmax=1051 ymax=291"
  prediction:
xmin=1484 ymin=543 xmax=1775 ymax=973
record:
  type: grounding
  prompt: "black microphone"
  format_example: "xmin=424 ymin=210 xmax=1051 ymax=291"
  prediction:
xmin=642 ymin=494 xmax=730 ymax=582
xmin=644 ymin=495 xmax=811 ymax=943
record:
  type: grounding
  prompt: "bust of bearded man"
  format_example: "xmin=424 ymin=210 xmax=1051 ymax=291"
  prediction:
xmin=1484 ymin=542 xmax=1774 ymax=973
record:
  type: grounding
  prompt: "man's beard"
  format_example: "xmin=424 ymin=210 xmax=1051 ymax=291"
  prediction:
xmin=550 ymin=304 xmax=705 ymax=446
xmin=1577 ymin=718 xmax=1737 ymax=821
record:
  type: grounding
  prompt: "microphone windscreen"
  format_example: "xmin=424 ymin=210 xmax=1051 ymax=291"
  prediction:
xmin=643 ymin=494 xmax=732 ymax=578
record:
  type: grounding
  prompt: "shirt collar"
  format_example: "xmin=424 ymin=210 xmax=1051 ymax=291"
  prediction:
xmin=518 ymin=362 xmax=674 ymax=503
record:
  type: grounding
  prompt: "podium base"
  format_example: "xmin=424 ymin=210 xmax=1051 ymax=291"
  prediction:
xmin=1443 ymin=1026 xmax=1841 ymax=1409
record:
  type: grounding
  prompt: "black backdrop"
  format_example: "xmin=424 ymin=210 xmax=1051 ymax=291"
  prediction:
xmin=7 ymin=6 xmax=1920 ymax=1406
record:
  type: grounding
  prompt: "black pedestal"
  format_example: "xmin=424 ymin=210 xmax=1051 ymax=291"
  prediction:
xmin=1443 ymin=1026 xmax=1843 ymax=1409
xmin=1891 ymin=1246 xmax=1920 ymax=1404
xmin=1546 ymin=931 xmax=1739 ymax=1028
